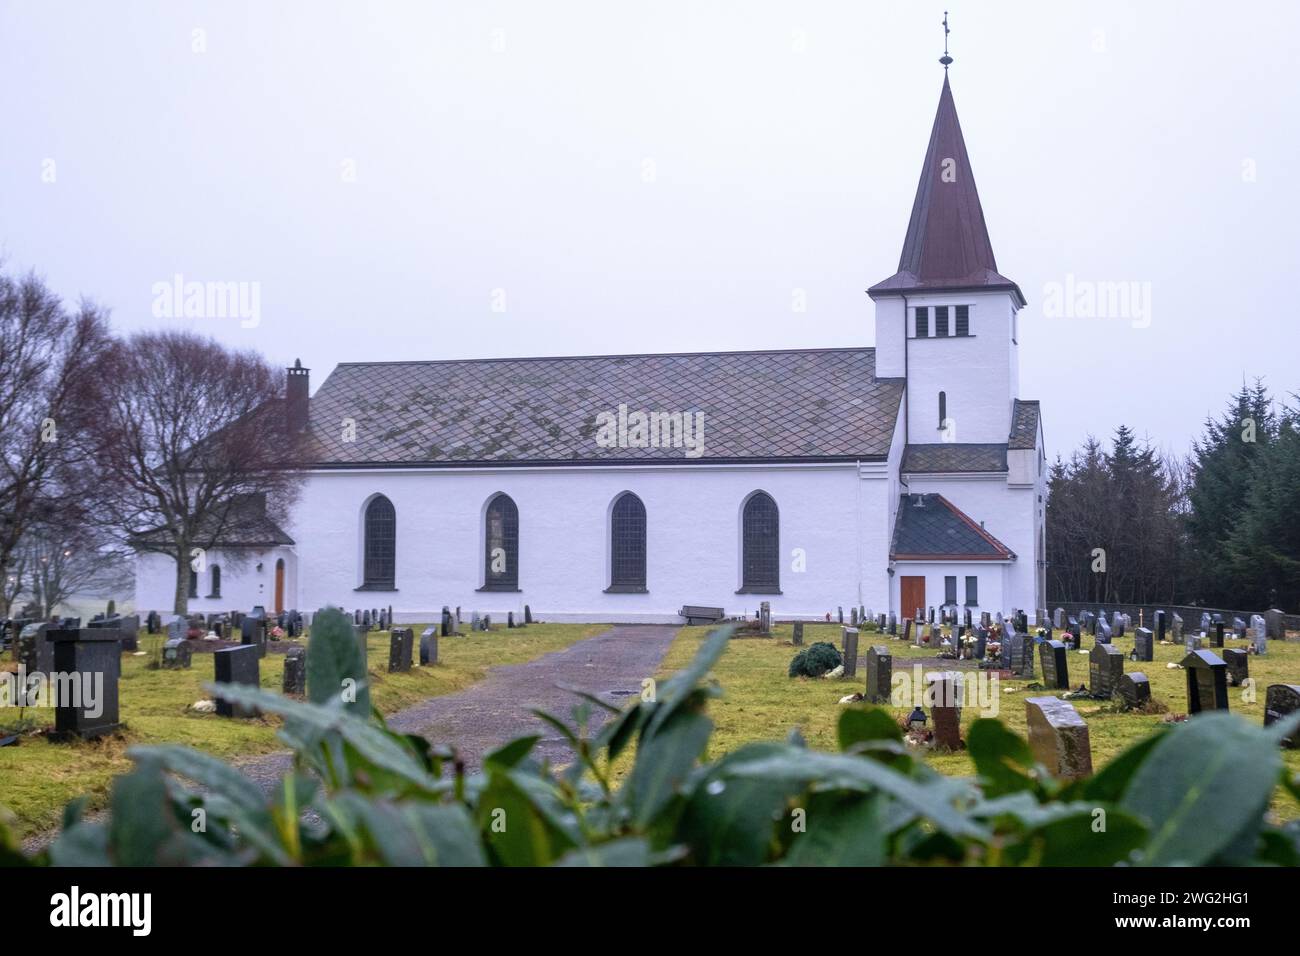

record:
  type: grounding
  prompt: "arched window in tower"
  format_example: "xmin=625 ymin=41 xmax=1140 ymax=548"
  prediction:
xmin=209 ymin=565 xmax=222 ymax=598
xmin=483 ymin=493 xmax=519 ymax=590
xmin=608 ymin=492 xmax=647 ymax=591
xmin=362 ymin=494 xmax=396 ymax=590
xmin=740 ymin=492 xmax=780 ymax=592
xmin=938 ymin=391 xmax=947 ymax=430
xmin=188 ymin=568 xmax=198 ymax=599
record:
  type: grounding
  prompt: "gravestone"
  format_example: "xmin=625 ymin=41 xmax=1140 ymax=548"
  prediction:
xmin=524 ymin=605 xmax=533 ymax=625
xmin=865 ymin=646 xmax=892 ymax=704
xmin=850 ymin=607 xmax=858 ymax=627
xmin=1232 ymin=616 xmax=1246 ymax=639
xmin=1085 ymin=611 xmax=1097 ymax=637
xmin=1223 ymin=648 xmax=1249 ymax=687
xmin=1118 ymin=672 xmax=1151 ymax=710
xmin=1112 ymin=611 xmax=1124 ymax=637
xmin=980 ymin=611 xmax=991 ymax=628
xmin=1185 ymin=635 xmax=1203 ymax=653
xmin=387 ymin=627 xmax=414 ymax=673
xmin=470 ymin=611 xmax=481 ymax=631
xmin=1096 ymin=617 xmax=1112 ymax=645
xmin=1025 ymin=697 xmax=1093 ymax=779
xmin=792 ymin=621 xmax=805 ymax=646
xmin=507 ymin=611 xmax=516 ymax=629
xmin=927 ymin=672 xmax=962 ymax=750
xmin=48 ymin=627 xmax=122 ymax=739
xmin=1264 ymin=608 xmax=1285 ymax=641
xmin=1200 ymin=612 xmax=1211 ymax=632
xmin=901 ymin=618 xmax=912 ymax=644
xmin=439 ymin=607 xmax=452 ymax=637
xmin=213 ymin=644 xmax=260 ymax=718
xmin=1250 ymin=615 xmax=1268 ymax=654
xmin=974 ymin=627 xmax=988 ymax=660
xmin=837 ymin=606 xmax=843 ymax=624
xmin=1133 ymin=627 xmax=1154 ymax=662
xmin=1154 ymin=609 xmax=1166 ymax=643
xmin=1212 ymin=621 xmax=1225 ymax=648
xmin=352 ymin=624 xmax=370 ymax=663
xmin=841 ymin=627 xmax=859 ymax=678
xmin=1171 ymin=613 xmax=1183 ymax=643
xmin=241 ymin=615 xmax=266 ymax=659
xmin=1053 ymin=607 xmax=1064 ymax=629
xmin=1040 ymin=640 xmax=1069 ymax=690
xmin=1005 ymin=631 xmax=1034 ymax=678
xmin=1263 ymin=685 xmax=1300 ymax=747
xmin=1089 ymin=643 xmax=1124 ymax=698
xmin=146 ymin=610 xmax=160 ymax=635
xmin=877 ymin=613 xmax=886 ymax=631
xmin=282 ymin=646 xmax=306 ymax=696
xmin=963 ymin=607 xmax=973 ymax=629
xmin=1182 ymin=650 xmax=1229 ymax=714
xmin=888 ymin=613 xmax=897 ymax=636
xmin=760 ymin=602 xmax=772 ymax=635
xmin=167 ymin=615 xmax=187 ymax=643
xmin=161 ymin=637 xmax=192 ymax=670
xmin=18 ymin=622 xmax=53 ymax=675
xmin=420 ymin=627 xmax=438 ymax=665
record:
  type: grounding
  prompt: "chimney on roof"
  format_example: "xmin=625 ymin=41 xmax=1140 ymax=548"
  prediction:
xmin=286 ymin=359 xmax=309 ymax=433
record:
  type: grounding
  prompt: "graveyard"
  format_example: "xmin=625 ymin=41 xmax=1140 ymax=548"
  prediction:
xmin=0 ymin=618 xmax=602 ymax=832
xmin=658 ymin=620 xmax=1300 ymax=822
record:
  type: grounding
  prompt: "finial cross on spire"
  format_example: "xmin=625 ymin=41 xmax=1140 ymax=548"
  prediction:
xmin=940 ymin=11 xmax=953 ymax=70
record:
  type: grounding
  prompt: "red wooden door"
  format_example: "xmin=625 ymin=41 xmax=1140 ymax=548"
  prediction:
xmin=900 ymin=576 xmax=926 ymax=620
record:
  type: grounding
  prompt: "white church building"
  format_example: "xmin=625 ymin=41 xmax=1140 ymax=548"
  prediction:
xmin=135 ymin=73 xmax=1046 ymax=624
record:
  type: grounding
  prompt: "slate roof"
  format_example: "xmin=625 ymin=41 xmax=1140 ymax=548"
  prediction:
xmin=132 ymin=494 xmax=295 ymax=549
xmin=890 ymin=494 xmax=1016 ymax=561
xmin=902 ymin=443 xmax=1008 ymax=474
xmin=1008 ymin=399 xmax=1041 ymax=450
xmin=869 ymin=76 xmax=1025 ymax=306
xmin=300 ymin=348 xmax=905 ymax=467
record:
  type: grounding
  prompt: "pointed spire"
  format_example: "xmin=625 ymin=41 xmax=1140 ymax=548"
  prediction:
xmin=869 ymin=75 xmax=1024 ymax=306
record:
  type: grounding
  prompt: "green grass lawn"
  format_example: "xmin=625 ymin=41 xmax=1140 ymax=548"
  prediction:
xmin=659 ymin=622 xmax=1300 ymax=821
xmin=0 ymin=622 xmax=603 ymax=834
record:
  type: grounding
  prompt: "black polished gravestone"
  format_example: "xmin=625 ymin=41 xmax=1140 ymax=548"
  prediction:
xmin=440 ymin=607 xmax=453 ymax=637
xmin=865 ymin=645 xmax=892 ymax=704
xmin=974 ymin=627 xmax=988 ymax=660
xmin=524 ymin=604 xmax=533 ymax=625
xmin=1182 ymin=650 xmax=1229 ymax=714
xmin=1133 ymin=627 xmax=1154 ymax=662
xmin=48 ymin=627 xmax=122 ymax=739
xmin=1118 ymin=672 xmax=1151 ymax=710
xmin=17 ymin=622 xmax=53 ymax=676
xmin=387 ymin=627 xmax=414 ymax=673
xmin=1089 ymin=642 xmax=1124 ymax=698
xmin=1154 ymin=609 xmax=1166 ymax=644
xmin=213 ymin=644 xmax=260 ymax=717
xmin=1264 ymin=685 xmax=1300 ymax=748
xmin=1212 ymin=621 xmax=1225 ymax=648
xmin=241 ymin=615 xmax=266 ymax=659
xmin=1223 ymin=648 xmax=1249 ymax=687
xmin=420 ymin=627 xmax=439 ymax=665
xmin=792 ymin=621 xmax=805 ymax=646
xmin=1039 ymin=640 xmax=1069 ymax=689
xmin=282 ymin=646 xmax=306 ymax=696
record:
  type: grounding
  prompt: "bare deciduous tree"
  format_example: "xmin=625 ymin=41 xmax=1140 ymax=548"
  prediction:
xmin=91 ymin=331 xmax=305 ymax=614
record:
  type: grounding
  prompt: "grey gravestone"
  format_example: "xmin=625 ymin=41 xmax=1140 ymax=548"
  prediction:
xmin=927 ymin=672 xmax=962 ymax=750
xmin=888 ymin=614 xmax=897 ymax=636
xmin=1118 ymin=672 xmax=1151 ymax=710
xmin=837 ymin=606 xmax=843 ymax=624
xmin=1133 ymin=627 xmax=1154 ymax=662
xmin=1005 ymin=631 xmax=1034 ymax=678
xmin=420 ymin=627 xmax=439 ymax=665
xmin=241 ymin=615 xmax=266 ymax=659
xmin=1154 ymin=609 xmax=1166 ymax=643
xmin=441 ymin=607 xmax=452 ymax=637
xmin=841 ymin=627 xmax=859 ymax=678
xmin=1025 ymin=696 xmax=1093 ymax=779
xmin=1053 ymin=607 xmax=1064 ymax=629
xmin=1096 ymin=618 xmax=1112 ymax=645
xmin=901 ymin=618 xmax=912 ymax=644
xmin=865 ymin=645 xmax=891 ymax=703
xmin=17 ymin=622 xmax=52 ymax=675
xmin=282 ymin=646 xmax=306 ymax=695
xmin=213 ymin=644 xmax=260 ymax=718
xmin=524 ymin=605 xmax=533 ymax=625
xmin=161 ymin=637 xmax=192 ymax=670
xmin=387 ymin=627 xmax=414 ymax=673
xmin=1185 ymin=635 xmax=1203 ymax=653
xmin=1264 ymin=608 xmax=1285 ymax=641
xmin=1183 ymin=650 xmax=1229 ymax=714
xmin=1223 ymin=648 xmax=1249 ymax=687
xmin=507 ymin=611 xmax=516 ymax=629
xmin=760 ymin=602 xmax=772 ymax=634
xmin=1040 ymin=640 xmax=1069 ymax=690
xmin=167 ymin=615 xmax=187 ymax=643
xmin=1112 ymin=611 xmax=1124 ymax=637
xmin=1089 ymin=643 xmax=1124 ymax=698
xmin=1251 ymin=615 xmax=1268 ymax=655
xmin=1263 ymin=684 xmax=1300 ymax=748
xmin=1233 ymin=616 xmax=1247 ymax=639
xmin=1171 ymin=613 xmax=1183 ymax=643
xmin=48 ymin=627 xmax=122 ymax=739
xmin=470 ymin=611 xmax=481 ymax=631
xmin=850 ymin=607 xmax=858 ymax=626
xmin=792 ymin=621 xmax=804 ymax=646
xmin=1200 ymin=612 xmax=1211 ymax=632
xmin=1085 ymin=611 xmax=1097 ymax=637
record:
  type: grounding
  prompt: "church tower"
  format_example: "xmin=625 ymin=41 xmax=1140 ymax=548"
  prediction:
xmin=869 ymin=68 xmax=1025 ymax=448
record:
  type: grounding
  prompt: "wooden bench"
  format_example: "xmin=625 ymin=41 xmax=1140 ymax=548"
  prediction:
xmin=679 ymin=605 xmax=725 ymax=626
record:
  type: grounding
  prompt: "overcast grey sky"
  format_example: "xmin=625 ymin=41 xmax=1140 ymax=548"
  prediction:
xmin=2 ymin=0 xmax=1297 ymax=456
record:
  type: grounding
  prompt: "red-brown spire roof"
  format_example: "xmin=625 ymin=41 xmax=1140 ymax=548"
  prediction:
xmin=870 ymin=76 xmax=1024 ymax=306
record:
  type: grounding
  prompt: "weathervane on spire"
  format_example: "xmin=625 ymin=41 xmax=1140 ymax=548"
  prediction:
xmin=940 ymin=11 xmax=953 ymax=70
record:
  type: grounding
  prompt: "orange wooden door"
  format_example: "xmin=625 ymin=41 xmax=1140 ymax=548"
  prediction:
xmin=900 ymin=576 xmax=926 ymax=620
xmin=274 ymin=559 xmax=285 ymax=614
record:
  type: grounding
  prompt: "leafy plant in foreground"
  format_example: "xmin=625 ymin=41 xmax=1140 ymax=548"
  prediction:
xmin=2 ymin=620 xmax=1299 ymax=867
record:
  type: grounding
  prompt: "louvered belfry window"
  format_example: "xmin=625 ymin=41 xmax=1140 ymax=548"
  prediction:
xmin=955 ymin=304 xmax=970 ymax=336
xmin=915 ymin=306 xmax=930 ymax=337
xmin=741 ymin=492 xmax=780 ymax=592
xmin=610 ymin=492 xmax=647 ymax=589
xmin=935 ymin=305 xmax=950 ymax=337
xmin=483 ymin=493 xmax=519 ymax=590
xmin=363 ymin=494 xmax=396 ymax=589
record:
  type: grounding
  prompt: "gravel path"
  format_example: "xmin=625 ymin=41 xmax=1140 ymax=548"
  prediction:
xmin=236 ymin=623 xmax=678 ymax=789
xmin=22 ymin=624 xmax=679 ymax=855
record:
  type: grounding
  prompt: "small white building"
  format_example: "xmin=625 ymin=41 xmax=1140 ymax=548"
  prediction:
xmin=135 ymin=73 xmax=1046 ymax=624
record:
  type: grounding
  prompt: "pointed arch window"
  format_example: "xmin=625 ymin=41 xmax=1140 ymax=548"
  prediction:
xmin=361 ymin=495 xmax=396 ymax=590
xmin=739 ymin=492 xmax=780 ymax=593
xmin=482 ymin=493 xmax=519 ymax=591
xmin=607 ymin=492 xmax=647 ymax=592
xmin=938 ymin=391 xmax=947 ymax=430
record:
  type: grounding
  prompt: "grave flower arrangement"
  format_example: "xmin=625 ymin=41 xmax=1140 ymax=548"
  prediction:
xmin=270 ymin=625 xmax=285 ymax=640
